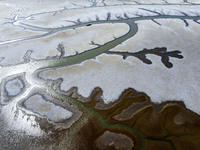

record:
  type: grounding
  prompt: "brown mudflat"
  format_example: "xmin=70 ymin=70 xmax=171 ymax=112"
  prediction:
xmin=60 ymin=88 xmax=200 ymax=150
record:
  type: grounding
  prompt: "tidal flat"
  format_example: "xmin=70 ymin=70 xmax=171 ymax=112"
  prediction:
xmin=0 ymin=0 xmax=200 ymax=149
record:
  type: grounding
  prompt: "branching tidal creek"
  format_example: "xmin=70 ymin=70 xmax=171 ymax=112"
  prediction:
xmin=1 ymin=6 xmax=200 ymax=150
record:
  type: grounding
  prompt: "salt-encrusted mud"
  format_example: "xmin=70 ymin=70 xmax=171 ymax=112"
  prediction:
xmin=0 ymin=73 xmax=29 ymax=104
xmin=0 ymin=0 xmax=200 ymax=149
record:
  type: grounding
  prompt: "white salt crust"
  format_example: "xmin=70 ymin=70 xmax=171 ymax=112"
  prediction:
xmin=1 ymin=100 xmax=44 ymax=136
xmin=0 ymin=1 xmax=200 ymax=137
xmin=5 ymin=78 xmax=24 ymax=96
xmin=40 ymin=19 xmax=200 ymax=115
xmin=24 ymin=94 xmax=73 ymax=122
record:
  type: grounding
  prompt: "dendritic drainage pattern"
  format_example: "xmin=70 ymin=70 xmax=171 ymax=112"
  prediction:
xmin=0 ymin=1 xmax=200 ymax=150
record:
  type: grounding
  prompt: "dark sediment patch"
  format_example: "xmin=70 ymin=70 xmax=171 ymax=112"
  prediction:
xmin=56 ymin=87 xmax=200 ymax=150
xmin=3 ymin=86 xmax=200 ymax=150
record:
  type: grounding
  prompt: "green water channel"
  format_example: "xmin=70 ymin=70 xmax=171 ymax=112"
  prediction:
xmin=35 ymin=19 xmax=138 ymax=70
xmin=3 ymin=14 xmax=200 ymax=149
